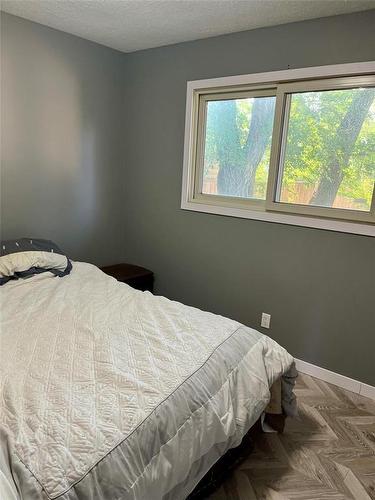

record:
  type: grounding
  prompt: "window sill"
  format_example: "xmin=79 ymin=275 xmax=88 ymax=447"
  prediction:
xmin=181 ymin=198 xmax=375 ymax=237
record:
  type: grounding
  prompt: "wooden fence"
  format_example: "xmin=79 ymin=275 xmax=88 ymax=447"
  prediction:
xmin=202 ymin=167 xmax=367 ymax=211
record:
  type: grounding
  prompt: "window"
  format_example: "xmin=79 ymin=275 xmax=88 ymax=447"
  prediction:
xmin=199 ymin=91 xmax=276 ymax=201
xmin=182 ymin=63 xmax=375 ymax=236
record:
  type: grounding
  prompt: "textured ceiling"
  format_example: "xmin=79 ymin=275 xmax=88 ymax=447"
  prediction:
xmin=1 ymin=0 xmax=375 ymax=53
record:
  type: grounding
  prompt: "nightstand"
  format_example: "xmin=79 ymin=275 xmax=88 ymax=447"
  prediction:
xmin=100 ymin=263 xmax=154 ymax=292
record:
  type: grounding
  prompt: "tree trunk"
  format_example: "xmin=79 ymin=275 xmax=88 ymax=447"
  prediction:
xmin=244 ymin=98 xmax=275 ymax=197
xmin=217 ymin=97 xmax=274 ymax=198
xmin=216 ymin=100 xmax=245 ymax=197
xmin=310 ymin=89 xmax=375 ymax=207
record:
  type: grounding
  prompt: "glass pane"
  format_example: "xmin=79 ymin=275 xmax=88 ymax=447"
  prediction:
xmin=278 ymin=87 xmax=375 ymax=212
xmin=201 ymin=95 xmax=276 ymax=200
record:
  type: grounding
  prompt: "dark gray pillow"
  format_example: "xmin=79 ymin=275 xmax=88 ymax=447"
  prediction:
xmin=0 ymin=238 xmax=72 ymax=285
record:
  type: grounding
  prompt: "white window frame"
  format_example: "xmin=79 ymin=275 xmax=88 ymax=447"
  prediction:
xmin=194 ymin=87 xmax=276 ymax=210
xmin=181 ymin=62 xmax=375 ymax=237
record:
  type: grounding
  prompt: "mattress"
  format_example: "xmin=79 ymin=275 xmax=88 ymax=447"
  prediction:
xmin=0 ymin=262 xmax=296 ymax=500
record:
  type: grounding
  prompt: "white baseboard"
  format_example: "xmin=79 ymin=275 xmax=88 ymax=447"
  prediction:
xmin=295 ymin=358 xmax=375 ymax=401
xmin=359 ymin=383 xmax=375 ymax=401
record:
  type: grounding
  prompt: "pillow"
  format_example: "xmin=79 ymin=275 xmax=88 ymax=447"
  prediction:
xmin=0 ymin=238 xmax=72 ymax=285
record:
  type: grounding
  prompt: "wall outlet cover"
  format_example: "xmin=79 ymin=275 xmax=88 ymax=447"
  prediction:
xmin=261 ymin=312 xmax=271 ymax=329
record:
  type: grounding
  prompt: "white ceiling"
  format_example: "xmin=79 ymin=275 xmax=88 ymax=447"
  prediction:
xmin=1 ymin=0 xmax=375 ymax=53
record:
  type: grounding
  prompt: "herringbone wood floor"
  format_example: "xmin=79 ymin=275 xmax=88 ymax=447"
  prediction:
xmin=209 ymin=373 xmax=375 ymax=500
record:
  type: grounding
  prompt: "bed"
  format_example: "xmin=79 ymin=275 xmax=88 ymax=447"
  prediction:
xmin=0 ymin=259 xmax=296 ymax=500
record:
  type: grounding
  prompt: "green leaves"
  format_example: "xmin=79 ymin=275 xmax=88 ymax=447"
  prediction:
xmin=203 ymin=88 xmax=375 ymax=209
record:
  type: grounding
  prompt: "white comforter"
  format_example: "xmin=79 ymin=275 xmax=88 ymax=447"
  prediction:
xmin=0 ymin=262 xmax=295 ymax=500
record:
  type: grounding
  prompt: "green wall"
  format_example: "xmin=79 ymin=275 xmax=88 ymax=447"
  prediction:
xmin=122 ymin=10 xmax=375 ymax=385
xmin=1 ymin=13 xmax=126 ymax=263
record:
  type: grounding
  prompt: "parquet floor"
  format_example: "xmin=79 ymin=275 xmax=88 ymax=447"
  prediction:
xmin=209 ymin=373 xmax=375 ymax=500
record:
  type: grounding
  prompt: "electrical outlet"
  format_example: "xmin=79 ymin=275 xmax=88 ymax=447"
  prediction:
xmin=261 ymin=312 xmax=271 ymax=329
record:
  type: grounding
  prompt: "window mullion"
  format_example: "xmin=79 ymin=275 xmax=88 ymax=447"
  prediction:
xmin=265 ymin=86 xmax=287 ymax=210
xmin=370 ymin=185 xmax=375 ymax=219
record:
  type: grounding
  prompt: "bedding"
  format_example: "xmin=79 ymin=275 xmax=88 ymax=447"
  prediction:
xmin=0 ymin=261 xmax=296 ymax=500
xmin=0 ymin=238 xmax=71 ymax=286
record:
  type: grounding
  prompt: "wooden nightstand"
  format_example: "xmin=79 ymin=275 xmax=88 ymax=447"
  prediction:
xmin=100 ymin=263 xmax=154 ymax=292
